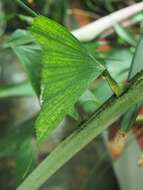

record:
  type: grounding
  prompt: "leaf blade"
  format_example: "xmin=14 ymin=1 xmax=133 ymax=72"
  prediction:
xmin=30 ymin=16 xmax=105 ymax=141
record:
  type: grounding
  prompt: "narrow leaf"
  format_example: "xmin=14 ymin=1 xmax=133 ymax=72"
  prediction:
xmin=0 ymin=81 xmax=35 ymax=98
xmin=114 ymin=24 xmax=137 ymax=46
xmin=16 ymin=138 xmax=37 ymax=186
xmin=128 ymin=35 xmax=143 ymax=78
xmin=121 ymin=35 xmax=143 ymax=132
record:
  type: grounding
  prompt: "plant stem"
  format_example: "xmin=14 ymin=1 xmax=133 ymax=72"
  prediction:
xmin=16 ymin=0 xmax=38 ymax=17
xmin=102 ymin=69 xmax=125 ymax=96
xmin=17 ymin=71 xmax=143 ymax=190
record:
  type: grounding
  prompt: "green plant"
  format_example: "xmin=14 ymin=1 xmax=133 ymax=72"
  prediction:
xmin=17 ymin=15 xmax=143 ymax=190
xmin=1 ymin=1 xmax=143 ymax=189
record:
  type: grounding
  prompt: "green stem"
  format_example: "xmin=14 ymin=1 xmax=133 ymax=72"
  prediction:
xmin=103 ymin=69 xmax=125 ymax=96
xmin=16 ymin=0 xmax=38 ymax=17
xmin=17 ymin=71 xmax=143 ymax=190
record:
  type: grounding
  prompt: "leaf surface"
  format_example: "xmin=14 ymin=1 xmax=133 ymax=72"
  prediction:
xmin=30 ymin=16 xmax=105 ymax=141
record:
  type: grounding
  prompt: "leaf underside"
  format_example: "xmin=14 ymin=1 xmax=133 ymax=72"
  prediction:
xmin=30 ymin=16 xmax=105 ymax=142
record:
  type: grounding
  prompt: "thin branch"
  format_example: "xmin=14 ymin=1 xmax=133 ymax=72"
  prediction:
xmin=17 ymin=71 xmax=143 ymax=190
xmin=16 ymin=0 xmax=38 ymax=17
xmin=72 ymin=2 xmax=143 ymax=41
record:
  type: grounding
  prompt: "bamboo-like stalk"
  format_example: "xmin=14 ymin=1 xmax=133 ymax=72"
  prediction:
xmin=72 ymin=2 xmax=143 ymax=41
xmin=17 ymin=71 xmax=143 ymax=190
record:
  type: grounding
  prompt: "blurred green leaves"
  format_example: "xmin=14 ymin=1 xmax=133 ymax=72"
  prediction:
xmin=42 ymin=0 xmax=69 ymax=24
xmin=0 ymin=117 xmax=35 ymax=158
xmin=0 ymin=82 xmax=34 ymax=98
xmin=16 ymin=138 xmax=37 ymax=186
xmin=128 ymin=34 xmax=143 ymax=79
xmin=5 ymin=29 xmax=42 ymax=96
xmin=121 ymin=34 xmax=143 ymax=132
xmin=80 ymin=48 xmax=133 ymax=115
xmin=114 ymin=24 xmax=137 ymax=46
xmin=0 ymin=116 xmax=37 ymax=186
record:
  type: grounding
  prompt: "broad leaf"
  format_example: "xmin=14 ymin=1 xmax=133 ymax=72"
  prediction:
xmin=30 ymin=16 xmax=105 ymax=141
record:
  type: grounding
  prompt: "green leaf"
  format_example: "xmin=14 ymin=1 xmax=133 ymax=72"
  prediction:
xmin=106 ymin=48 xmax=133 ymax=81
xmin=120 ymin=103 xmax=141 ymax=132
xmin=16 ymin=138 xmax=37 ymax=186
xmin=121 ymin=35 xmax=143 ymax=132
xmin=80 ymin=89 xmax=100 ymax=104
xmin=79 ymin=89 xmax=101 ymax=113
xmin=30 ymin=16 xmax=105 ymax=142
xmin=0 ymin=81 xmax=35 ymax=98
xmin=5 ymin=29 xmax=42 ymax=96
xmin=18 ymin=14 xmax=33 ymax=24
xmin=0 ymin=117 xmax=35 ymax=158
xmin=114 ymin=24 xmax=137 ymax=46
xmin=82 ymin=49 xmax=132 ymax=114
xmin=132 ymin=12 xmax=143 ymax=23
xmin=5 ymin=29 xmax=33 ymax=47
xmin=105 ymin=0 xmax=114 ymax=12
xmin=128 ymin=35 xmax=143 ymax=79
